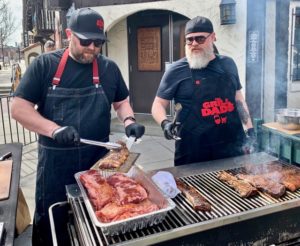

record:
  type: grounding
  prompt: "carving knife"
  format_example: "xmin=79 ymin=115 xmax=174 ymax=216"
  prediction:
xmin=126 ymin=136 xmax=136 ymax=150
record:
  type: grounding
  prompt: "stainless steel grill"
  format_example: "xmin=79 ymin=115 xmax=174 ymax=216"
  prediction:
xmin=62 ymin=161 xmax=300 ymax=246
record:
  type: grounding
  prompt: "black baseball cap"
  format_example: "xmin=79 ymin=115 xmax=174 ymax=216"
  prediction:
xmin=185 ymin=16 xmax=214 ymax=35
xmin=68 ymin=8 xmax=107 ymax=40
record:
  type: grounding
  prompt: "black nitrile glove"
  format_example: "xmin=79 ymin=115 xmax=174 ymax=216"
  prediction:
xmin=161 ymin=119 xmax=180 ymax=140
xmin=52 ymin=126 xmax=80 ymax=145
xmin=243 ymin=128 xmax=257 ymax=154
xmin=125 ymin=123 xmax=145 ymax=139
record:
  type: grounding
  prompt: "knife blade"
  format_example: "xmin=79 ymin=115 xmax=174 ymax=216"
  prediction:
xmin=80 ymin=138 xmax=122 ymax=150
xmin=0 ymin=152 xmax=12 ymax=161
xmin=126 ymin=136 xmax=135 ymax=150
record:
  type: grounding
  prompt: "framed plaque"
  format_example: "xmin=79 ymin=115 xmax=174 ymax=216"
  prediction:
xmin=137 ymin=27 xmax=161 ymax=71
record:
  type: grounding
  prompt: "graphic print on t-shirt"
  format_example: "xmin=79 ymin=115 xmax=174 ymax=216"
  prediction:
xmin=200 ymin=97 xmax=235 ymax=125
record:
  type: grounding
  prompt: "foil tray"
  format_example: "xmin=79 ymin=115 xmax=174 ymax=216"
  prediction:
xmin=74 ymin=166 xmax=176 ymax=235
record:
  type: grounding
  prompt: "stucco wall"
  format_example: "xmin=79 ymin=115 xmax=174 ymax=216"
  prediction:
xmin=92 ymin=0 xmax=247 ymax=90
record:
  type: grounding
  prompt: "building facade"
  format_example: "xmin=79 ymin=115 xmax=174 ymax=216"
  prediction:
xmin=23 ymin=0 xmax=299 ymax=122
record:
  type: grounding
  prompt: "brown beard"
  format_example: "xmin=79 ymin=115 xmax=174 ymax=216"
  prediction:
xmin=185 ymin=44 xmax=214 ymax=69
xmin=70 ymin=41 xmax=100 ymax=64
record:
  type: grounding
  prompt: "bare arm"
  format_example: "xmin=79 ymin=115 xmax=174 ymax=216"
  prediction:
xmin=151 ymin=96 xmax=170 ymax=126
xmin=11 ymin=97 xmax=60 ymax=138
xmin=113 ymin=98 xmax=135 ymax=127
xmin=235 ymin=90 xmax=253 ymax=130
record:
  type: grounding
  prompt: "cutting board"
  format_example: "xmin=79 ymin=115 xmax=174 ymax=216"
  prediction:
xmin=263 ymin=122 xmax=300 ymax=135
xmin=0 ymin=160 xmax=13 ymax=200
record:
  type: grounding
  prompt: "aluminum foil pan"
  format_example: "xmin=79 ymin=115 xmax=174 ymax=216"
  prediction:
xmin=74 ymin=166 xmax=176 ymax=235
xmin=275 ymin=108 xmax=300 ymax=130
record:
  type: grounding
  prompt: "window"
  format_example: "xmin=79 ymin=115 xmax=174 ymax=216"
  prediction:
xmin=291 ymin=8 xmax=300 ymax=81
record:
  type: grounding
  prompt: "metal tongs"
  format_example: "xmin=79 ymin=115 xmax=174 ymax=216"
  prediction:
xmin=171 ymin=103 xmax=182 ymax=140
xmin=80 ymin=138 xmax=121 ymax=150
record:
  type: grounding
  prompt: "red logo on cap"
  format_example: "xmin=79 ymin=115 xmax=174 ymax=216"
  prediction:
xmin=96 ymin=19 xmax=104 ymax=29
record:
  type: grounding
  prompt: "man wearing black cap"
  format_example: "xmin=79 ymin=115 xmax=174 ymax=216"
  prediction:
xmin=11 ymin=7 xmax=145 ymax=245
xmin=152 ymin=16 xmax=256 ymax=166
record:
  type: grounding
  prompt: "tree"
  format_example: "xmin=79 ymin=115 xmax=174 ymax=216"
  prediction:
xmin=0 ymin=0 xmax=16 ymax=64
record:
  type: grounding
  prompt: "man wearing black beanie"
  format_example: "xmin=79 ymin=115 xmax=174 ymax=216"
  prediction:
xmin=152 ymin=16 xmax=256 ymax=166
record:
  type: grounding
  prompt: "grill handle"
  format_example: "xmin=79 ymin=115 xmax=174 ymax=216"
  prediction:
xmin=49 ymin=201 xmax=69 ymax=246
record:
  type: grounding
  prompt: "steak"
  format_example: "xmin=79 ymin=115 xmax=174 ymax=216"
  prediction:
xmin=96 ymin=199 xmax=159 ymax=223
xmin=107 ymin=173 xmax=148 ymax=205
xmin=217 ymin=171 xmax=258 ymax=198
xmin=175 ymin=179 xmax=211 ymax=211
xmin=98 ymin=141 xmax=129 ymax=169
xmin=236 ymin=174 xmax=286 ymax=198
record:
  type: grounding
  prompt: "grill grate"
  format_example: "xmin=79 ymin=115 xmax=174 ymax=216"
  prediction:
xmin=68 ymin=163 xmax=300 ymax=245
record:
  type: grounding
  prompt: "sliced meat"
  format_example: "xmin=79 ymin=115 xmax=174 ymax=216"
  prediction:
xmin=175 ymin=179 xmax=211 ymax=211
xmin=98 ymin=141 xmax=130 ymax=169
xmin=217 ymin=171 xmax=258 ymax=198
xmin=96 ymin=199 xmax=159 ymax=223
xmin=236 ymin=174 xmax=286 ymax=198
xmin=107 ymin=173 xmax=148 ymax=205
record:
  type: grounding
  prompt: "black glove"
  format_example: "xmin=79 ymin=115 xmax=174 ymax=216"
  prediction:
xmin=243 ymin=128 xmax=257 ymax=154
xmin=161 ymin=119 xmax=180 ymax=140
xmin=125 ymin=123 xmax=145 ymax=139
xmin=52 ymin=126 xmax=80 ymax=145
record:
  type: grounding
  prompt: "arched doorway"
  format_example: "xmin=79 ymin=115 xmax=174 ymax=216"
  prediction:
xmin=127 ymin=10 xmax=189 ymax=114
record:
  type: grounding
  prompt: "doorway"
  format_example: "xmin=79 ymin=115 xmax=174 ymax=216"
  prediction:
xmin=127 ymin=10 xmax=189 ymax=114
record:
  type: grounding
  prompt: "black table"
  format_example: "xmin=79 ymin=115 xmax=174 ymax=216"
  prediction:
xmin=0 ymin=143 xmax=23 ymax=246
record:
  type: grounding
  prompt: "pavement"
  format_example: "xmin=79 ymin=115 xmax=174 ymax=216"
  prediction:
xmin=0 ymin=60 xmax=176 ymax=245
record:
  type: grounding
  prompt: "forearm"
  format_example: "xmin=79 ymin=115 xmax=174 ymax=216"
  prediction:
xmin=151 ymin=97 xmax=169 ymax=125
xmin=11 ymin=97 xmax=60 ymax=138
xmin=113 ymin=99 xmax=135 ymax=127
xmin=235 ymin=90 xmax=253 ymax=130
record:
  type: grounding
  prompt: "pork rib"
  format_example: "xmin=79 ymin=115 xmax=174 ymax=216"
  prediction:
xmin=217 ymin=171 xmax=257 ymax=198
xmin=236 ymin=174 xmax=286 ymax=198
xmin=175 ymin=179 xmax=211 ymax=211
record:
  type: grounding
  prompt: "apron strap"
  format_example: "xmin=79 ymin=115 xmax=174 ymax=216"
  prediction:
xmin=52 ymin=48 xmax=70 ymax=89
xmin=52 ymin=48 xmax=100 ymax=89
xmin=92 ymin=58 xmax=100 ymax=88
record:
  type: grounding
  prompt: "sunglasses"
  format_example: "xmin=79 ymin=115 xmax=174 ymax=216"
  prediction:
xmin=185 ymin=33 xmax=212 ymax=45
xmin=73 ymin=33 xmax=105 ymax=48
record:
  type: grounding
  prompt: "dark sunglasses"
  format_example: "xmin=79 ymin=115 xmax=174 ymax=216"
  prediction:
xmin=185 ymin=33 xmax=212 ymax=45
xmin=73 ymin=33 xmax=105 ymax=48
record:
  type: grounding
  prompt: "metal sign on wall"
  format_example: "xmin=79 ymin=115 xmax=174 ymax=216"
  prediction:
xmin=247 ymin=30 xmax=259 ymax=63
xmin=137 ymin=27 xmax=161 ymax=71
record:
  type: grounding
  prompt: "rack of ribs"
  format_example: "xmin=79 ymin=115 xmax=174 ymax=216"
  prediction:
xmin=244 ymin=162 xmax=300 ymax=192
xmin=175 ymin=179 xmax=211 ymax=211
xmin=80 ymin=170 xmax=115 ymax=210
xmin=96 ymin=199 xmax=159 ymax=223
xmin=107 ymin=173 xmax=148 ymax=205
xmin=217 ymin=171 xmax=258 ymax=198
xmin=98 ymin=141 xmax=130 ymax=169
xmin=236 ymin=174 xmax=286 ymax=198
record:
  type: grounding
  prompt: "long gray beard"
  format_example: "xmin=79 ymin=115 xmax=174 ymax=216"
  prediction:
xmin=185 ymin=45 xmax=214 ymax=69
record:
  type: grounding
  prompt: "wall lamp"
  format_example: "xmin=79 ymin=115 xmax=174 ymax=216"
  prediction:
xmin=220 ymin=0 xmax=236 ymax=25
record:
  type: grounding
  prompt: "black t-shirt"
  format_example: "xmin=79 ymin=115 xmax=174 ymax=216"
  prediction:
xmin=156 ymin=55 xmax=242 ymax=111
xmin=15 ymin=49 xmax=129 ymax=108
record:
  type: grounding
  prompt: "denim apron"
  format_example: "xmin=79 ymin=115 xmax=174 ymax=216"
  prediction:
xmin=32 ymin=49 xmax=110 ymax=245
xmin=175 ymin=70 xmax=246 ymax=166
